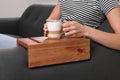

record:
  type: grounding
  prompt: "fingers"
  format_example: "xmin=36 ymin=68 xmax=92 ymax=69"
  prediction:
xmin=62 ymin=21 xmax=84 ymax=37
xmin=63 ymin=21 xmax=72 ymax=32
xmin=62 ymin=21 xmax=77 ymax=35
xmin=65 ymin=31 xmax=83 ymax=37
xmin=65 ymin=30 xmax=77 ymax=36
xmin=43 ymin=23 xmax=48 ymax=36
xmin=63 ymin=25 xmax=76 ymax=32
xmin=43 ymin=23 xmax=47 ymax=31
xmin=62 ymin=21 xmax=74 ymax=28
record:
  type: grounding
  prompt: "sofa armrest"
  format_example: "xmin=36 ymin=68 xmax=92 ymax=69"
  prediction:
xmin=0 ymin=18 xmax=20 ymax=35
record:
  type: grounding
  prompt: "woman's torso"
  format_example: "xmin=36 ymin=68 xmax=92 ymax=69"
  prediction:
xmin=59 ymin=0 xmax=119 ymax=28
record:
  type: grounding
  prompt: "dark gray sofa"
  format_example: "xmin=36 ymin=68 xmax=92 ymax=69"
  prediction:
xmin=0 ymin=4 xmax=120 ymax=80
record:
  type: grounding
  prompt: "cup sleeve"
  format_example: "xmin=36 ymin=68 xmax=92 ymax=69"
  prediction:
xmin=99 ymin=0 xmax=120 ymax=15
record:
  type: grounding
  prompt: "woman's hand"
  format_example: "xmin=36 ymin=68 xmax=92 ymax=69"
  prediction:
xmin=43 ymin=23 xmax=48 ymax=36
xmin=43 ymin=2 xmax=61 ymax=36
xmin=62 ymin=21 xmax=87 ymax=37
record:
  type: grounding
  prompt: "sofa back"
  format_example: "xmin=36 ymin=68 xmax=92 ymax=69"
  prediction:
xmin=18 ymin=4 xmax=55 ymax=37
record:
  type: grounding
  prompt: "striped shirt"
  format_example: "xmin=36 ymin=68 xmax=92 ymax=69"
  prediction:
xmin=59 ymin=0 xmax=120 ymax=28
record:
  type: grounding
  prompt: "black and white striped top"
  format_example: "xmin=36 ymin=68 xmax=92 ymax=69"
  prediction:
xmin=59 ymin=0 xmax=120 ymax=28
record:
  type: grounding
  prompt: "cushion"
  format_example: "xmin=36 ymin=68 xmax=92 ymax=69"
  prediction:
xmin=18 ymin=4 xmax=55 ymax=37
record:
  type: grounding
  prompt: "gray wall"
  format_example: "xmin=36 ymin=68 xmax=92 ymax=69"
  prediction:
xmin=0 ymin=0 xmax=57 ymax=18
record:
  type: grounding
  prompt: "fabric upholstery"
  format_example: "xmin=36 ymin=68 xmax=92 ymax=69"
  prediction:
xmin=0 ymin=18 xmax=19 ymax=35
xmin=18 ymin=5 xmax=54 ymax=37
xmin=98 ymin=19 xmax=114 ymax=33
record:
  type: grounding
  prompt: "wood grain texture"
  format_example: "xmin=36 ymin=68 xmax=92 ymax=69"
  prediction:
xmin=17 ymin=37 xmax=90 ymax=68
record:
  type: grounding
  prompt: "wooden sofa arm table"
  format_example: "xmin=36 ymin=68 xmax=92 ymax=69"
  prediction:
xmin=17 ymin=37 xmax=90 ymax=68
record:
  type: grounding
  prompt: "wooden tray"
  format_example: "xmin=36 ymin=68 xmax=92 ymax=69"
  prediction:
xmin=17 ymin=37 xmax=90 ymax=68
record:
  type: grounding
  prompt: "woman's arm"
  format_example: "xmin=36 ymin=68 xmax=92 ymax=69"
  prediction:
xmin=84 ymin=7 xmax=120 ymax=50
xmin=47 ymin=2 xmax=61 ymax=20
xmin=62 ymin=7 xmax=120 ymax=50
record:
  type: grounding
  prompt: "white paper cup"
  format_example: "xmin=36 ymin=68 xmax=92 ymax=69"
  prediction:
xmin=46 ymin=20 xmax=62 ymax=39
